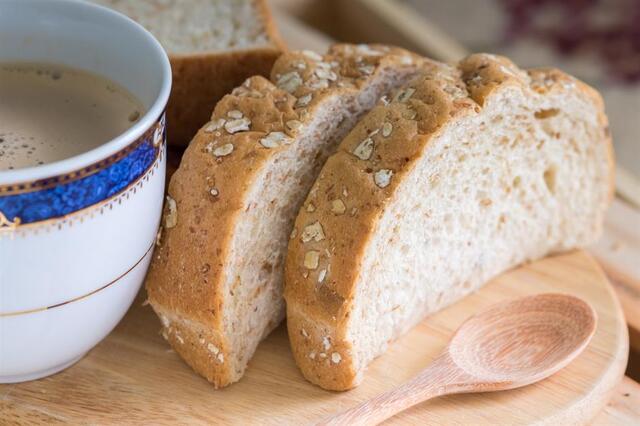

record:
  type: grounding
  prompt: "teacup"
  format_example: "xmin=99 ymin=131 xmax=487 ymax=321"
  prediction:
xmin=0 ymin=0 xmax=171 ymax=382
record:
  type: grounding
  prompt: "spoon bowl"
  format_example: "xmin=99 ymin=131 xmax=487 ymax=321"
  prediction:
xmin=448 ymin=294 xmax=597 ymax=386
xmin=322 ymin=294 xmax=597 ymax=426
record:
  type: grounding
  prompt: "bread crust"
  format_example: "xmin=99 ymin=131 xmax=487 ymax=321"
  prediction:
xmin=146 ymin=45 xmax=426 ymax=388
xmin=166 ymin=0 xmax=286 ymax=147
xmin=284 ymin=54 xmax=614 ymax=391
xmin=168 ymin=48 xmax=281 ymax=147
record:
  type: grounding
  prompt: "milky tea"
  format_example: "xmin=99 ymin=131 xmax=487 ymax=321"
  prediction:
xmin=0 ymin=63 xmax=145 ymax=171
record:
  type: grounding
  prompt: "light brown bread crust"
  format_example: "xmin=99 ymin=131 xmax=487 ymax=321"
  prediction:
xmin=166 ymin=0 xmax=286 ymax=147
xmin=284 ymin=54 xmax=614 ymax=391
xmin=146 ymin=45 xmax=426 ymax=388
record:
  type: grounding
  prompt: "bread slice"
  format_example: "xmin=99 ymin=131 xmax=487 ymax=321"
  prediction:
xmin=93 ymin=0 xmax=286 ymax=146
xmin=145 ymin=44 xmax=431 ymax=388
xmin=284 ymin=53 xmax=613 ymax=391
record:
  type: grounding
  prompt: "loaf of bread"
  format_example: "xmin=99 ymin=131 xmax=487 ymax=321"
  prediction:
xmin=284 ymin=53 xmax=613 ymax=391
xmin=146 ymin=45 xmax=431 ymax=387
xmin=93 ymin=0 xmax=285 ymax=146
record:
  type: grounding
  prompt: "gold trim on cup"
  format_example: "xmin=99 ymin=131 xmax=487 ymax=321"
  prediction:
xmin=0 ymin=241 xmax=155 ymax=318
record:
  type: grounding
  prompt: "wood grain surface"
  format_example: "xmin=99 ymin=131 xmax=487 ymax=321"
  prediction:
xmin=592 ymin=376 xmax=640 ymax=425
xmin=0 ymin=251 xmax=627 ymax=425
xmin=591 ymin=199 xmax=640 ymax=359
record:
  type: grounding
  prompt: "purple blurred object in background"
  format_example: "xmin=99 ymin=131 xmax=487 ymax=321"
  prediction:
xmin=500 ymin=0 xmax=640 ymax=82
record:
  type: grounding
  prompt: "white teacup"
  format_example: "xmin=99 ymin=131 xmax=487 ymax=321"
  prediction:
xmin=0 ymin=0 xmax=171 ymax=382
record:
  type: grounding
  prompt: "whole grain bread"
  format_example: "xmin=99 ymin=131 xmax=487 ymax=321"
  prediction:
xmin=93 ymin=0 xmax=286 ymax=147
xmin=146 ymin=44 xmax=431 ymax=388
xmin=284 ymin=53 xmax=613 ymax=391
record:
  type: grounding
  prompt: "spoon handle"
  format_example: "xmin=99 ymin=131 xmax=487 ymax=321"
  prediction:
xmin=319 ymin=354 xmax=465 ymax=426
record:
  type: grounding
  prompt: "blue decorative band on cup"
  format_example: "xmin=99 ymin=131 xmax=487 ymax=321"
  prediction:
xmin=0 ymin=113 xmax=165 ymax=227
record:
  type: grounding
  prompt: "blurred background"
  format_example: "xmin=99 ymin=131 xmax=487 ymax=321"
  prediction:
xmin=411 ymin=0 xmax=640 ymax=179
xmin=271 ymin=0 xmax=640 ymax=206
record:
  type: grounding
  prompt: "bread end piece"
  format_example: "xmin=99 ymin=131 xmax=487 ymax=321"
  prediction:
xmin=93 ymin=0 xmax=286 ymax=147
xmin=168 ymin=0 xmax=286 ymax=146
xmin=168 ymin=47 xmax=283 ymax=146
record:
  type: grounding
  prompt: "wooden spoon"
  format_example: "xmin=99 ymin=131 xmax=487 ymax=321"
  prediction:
xmin=321 ymin=293 xmax=597 ymax=426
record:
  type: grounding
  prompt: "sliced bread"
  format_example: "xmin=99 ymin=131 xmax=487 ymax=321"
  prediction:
xmin=145 ymin=44 xmax=432 ymax=387
xmin=284 ymin=53 xmax=613 ymax=391
xmin=93 ymin=0 xmax=286 ymax=146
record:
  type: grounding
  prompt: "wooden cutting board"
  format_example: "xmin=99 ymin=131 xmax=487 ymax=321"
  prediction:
xmin=0 ymin=250 xmax=627 ymax=425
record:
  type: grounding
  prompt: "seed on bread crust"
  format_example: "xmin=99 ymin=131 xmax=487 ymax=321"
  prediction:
xmin=322 ymin=336 xmax=331 ymax=351
xmin=209 ymin=187 xmax=219 ymax=197
xmin=301 ymin=221 xmax=325 ymax=243
xmin=402 ymin=109 xmax=417 ymax=120
xmin=207 ymin=343 xmax=219 ymax=355
xmin=204 ymin=118 xmax=225 ymax=133
xmin=227 ymin=110 xmax=243 ymax=119
xmin=353 ymin=137 xmax=374 ymax=160
xmin=302 ymin=50 xmax=323 ymax=61
xmin=213 ymin=143 xmax=234 ymax=157
xmin=374 ymin=169 xmax=394 ymax=188
xmin=159 ymin=314 xmax=170 ymax=328
xmin=296 ymin=93 xmax=313 ymax=108
xmin=307 ymin=79 xmax=329 ymax=90
xmin=331 ymin=353 xmax=342 ymax=364
xmin=318 ymin=269 xmax=327 ymax=283
xmin=224 ymin=118 xmax=251 ymax=134
xmin=286 ymin=120 xmax=303 ymax=131
xmin=315 ymin=68 xmax=337 ymax=81
xmin=306 ymin=203 xmax=316 ymax=212
xmin=331 ymin=199 xmax=346 ymax=215
xmin=382 ymin=122 xmax=393 ymax=137
xmin=163 ymin=196 xmax=178 ymax=228
xmin=356 ymin=44 xmax=383 ymax=56
xmin=394 ymin=87 xmax=416 ymax=103
xmin=260 ymin=131 xmax=291 ymax=148
xmin=276 ymin=71 xmax=303 ymax=93
xmin=400 ymin=55 xmax=414 ymax=65
xmin=155 ymin=227 xmax=163 ymax=246
xmin=358 ymin=64 xmax=375 ymax=75
xmin=304 ymin=251 xmax=320 ymax=270
xmin=231 ymin=87 xmax=264 ymax=98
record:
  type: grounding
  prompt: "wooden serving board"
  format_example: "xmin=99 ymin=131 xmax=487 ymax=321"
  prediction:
xmin=0 ymin=250 xmax=628 ymax=424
